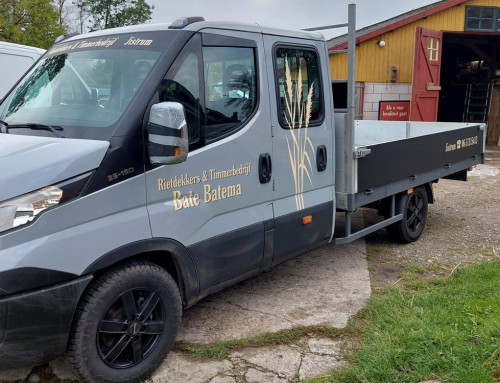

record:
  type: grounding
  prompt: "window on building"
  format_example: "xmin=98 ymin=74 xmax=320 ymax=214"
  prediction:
xmin=275 ymin=47 xmax=323 ymax=128
xmin=427 ymin=37 xmax=439 ymax=61
xmin=465 ymin=6 xmax=498 ymax=32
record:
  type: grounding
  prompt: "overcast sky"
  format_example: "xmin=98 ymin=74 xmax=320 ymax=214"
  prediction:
xmin=148 ymin=0 xmax=440 ymax=40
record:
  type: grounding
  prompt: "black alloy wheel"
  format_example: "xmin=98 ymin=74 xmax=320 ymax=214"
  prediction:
xmin=388 ymin=186 xmax=428 ymax=243
xmin=68 ymin=261 xmax=182 ymax=383
xmin=97 ymin=288 xmax=166 ymax=368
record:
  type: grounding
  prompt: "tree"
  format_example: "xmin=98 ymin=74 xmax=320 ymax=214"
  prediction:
xmin=0 ymin=0 xmax=65 ymax=48
xmin=76 ymin=0 xmax=153 ymax=31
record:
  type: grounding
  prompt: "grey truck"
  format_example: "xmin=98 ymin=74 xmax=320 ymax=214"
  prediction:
xmin=0 ymin=16 xmax=484 ymax=383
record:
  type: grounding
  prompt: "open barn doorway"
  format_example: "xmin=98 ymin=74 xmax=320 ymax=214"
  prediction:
xmin=438 ymin=32 xmax=500 ymax=144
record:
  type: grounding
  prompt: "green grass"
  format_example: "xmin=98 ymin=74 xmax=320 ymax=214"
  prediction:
xmin=175 ymin=324 xmax=359 ymax=360
xmin=315 ymin=261 xmax=500 ymax=383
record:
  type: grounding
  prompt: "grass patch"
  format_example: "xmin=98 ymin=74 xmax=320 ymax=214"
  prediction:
xmin=175 ymin=323 xmax=361 ymax=360
xmin=481 ymin=246 xmax=498 ymax=258
xmin=403 ymin=264 xmax=426 ymax=274
xmin=425 ymin=262 xmax=440 ymax=272
xmin=319 ymin=261 xmax=500 ymax=383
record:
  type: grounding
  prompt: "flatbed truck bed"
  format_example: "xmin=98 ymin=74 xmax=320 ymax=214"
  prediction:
xmin=334 ymin=118 xmax=485 ymax=244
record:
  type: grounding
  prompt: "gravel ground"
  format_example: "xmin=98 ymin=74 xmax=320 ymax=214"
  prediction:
xmin=365 ymin=145 xmax=500 ymax=290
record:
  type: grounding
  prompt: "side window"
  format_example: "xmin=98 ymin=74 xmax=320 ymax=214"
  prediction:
xmin=159 ymin=34 xmax=203 ymax=147
xmin=203 ymin=46 xmax=256 ymax=141
xmin=158 ymin=35 xmax=257 ymax=148
xmin=275 ymin=47 xmax=323 ymax=128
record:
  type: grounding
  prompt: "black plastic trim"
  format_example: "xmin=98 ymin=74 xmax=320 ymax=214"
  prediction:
xmin=188 ymin=221 xmax=265 ymax=293
xmin=273 ymin=201 xmax=333 ymax=265
xmin=0 ymin=268 xmax=79 ymax=296
xmin=83 ymin=238 xmax=199 ymax=307
xmin=0 ymin=276 xmax=92 ymax=369
xmin=202 ymin=33 xmax=258 ymax=47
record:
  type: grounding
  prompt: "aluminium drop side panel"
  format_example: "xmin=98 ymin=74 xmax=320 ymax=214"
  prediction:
xmin=356 ymin=123 xmax=484 ymax=193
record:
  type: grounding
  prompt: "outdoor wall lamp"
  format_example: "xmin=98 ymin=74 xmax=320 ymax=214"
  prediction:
xmin=377 ymin=39 xmax=386 ymax=47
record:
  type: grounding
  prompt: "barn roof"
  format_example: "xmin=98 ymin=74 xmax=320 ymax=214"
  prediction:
xmin=327 ymin=0 xmax=468 ymax=51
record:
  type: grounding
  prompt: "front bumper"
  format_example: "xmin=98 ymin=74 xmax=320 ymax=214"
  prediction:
xmin=0 ymin=275 xmax=92 ymax=370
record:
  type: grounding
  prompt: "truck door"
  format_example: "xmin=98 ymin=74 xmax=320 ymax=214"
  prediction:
xmin=145 ymin=32 xmax=273 ymax=293
xmin=410 ymin=27 xmax=443 ymax=121
xmin=263 ymin=36 xmax=334 ymax=265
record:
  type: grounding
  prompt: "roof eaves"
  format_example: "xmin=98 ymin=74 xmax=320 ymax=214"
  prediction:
xmin=327 ymin=0 xmax=468 ymax=51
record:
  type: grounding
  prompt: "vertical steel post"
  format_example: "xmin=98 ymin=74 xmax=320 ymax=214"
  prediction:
xmin=345 ymin=3 xmax=356 ymax=196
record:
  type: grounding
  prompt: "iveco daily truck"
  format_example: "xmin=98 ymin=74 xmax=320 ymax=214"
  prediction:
xmin=0 ymin=15 xmax=485 ymax=383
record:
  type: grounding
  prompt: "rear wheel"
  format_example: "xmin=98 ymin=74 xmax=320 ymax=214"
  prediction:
xmin=68 ymin=261 xmax=182 ymax=383
xmin=388 ymin=186 xmax=428 ymax=243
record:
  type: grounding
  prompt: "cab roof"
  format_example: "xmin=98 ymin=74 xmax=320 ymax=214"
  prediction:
xmin=59 ymin=18 xmax=325 ymax=44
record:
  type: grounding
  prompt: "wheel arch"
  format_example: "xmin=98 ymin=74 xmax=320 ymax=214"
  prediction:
xmin=395 ymin=183 xmax=434 ymax=212
xmin=82 ymin=238 xmax=199 ymax=307
xmin=421 ymin=182 xmax=435 ymax=204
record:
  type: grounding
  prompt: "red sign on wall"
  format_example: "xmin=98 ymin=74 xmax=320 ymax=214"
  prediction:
xmin=379 ymin=101 xmax=410 ymax=121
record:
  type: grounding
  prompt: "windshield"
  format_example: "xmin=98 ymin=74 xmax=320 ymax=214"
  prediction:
xmin=0 ymin=32 xmax=169 ymax=139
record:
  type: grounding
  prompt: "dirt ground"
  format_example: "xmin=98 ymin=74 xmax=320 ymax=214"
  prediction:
xmin=365 ymin=145 xmax=500 ymax=291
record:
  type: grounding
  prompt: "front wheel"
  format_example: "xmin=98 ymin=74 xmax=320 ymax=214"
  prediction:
xmin=68 ymin=261 xmax=182 ymax=383
xmin=388 ymin=186 xmax=428 ymax=243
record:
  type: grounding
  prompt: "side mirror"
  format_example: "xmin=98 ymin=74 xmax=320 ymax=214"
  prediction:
xmin=147 ymin=102 xmax=189 ymax=165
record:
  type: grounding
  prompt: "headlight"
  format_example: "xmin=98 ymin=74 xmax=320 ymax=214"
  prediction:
xmin=0 ymin=172 xmax=92 ymax=233
xmin=0 ymin=186 xmax=63 ymax=232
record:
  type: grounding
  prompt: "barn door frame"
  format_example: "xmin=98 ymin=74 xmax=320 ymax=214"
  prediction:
xmin=410 ymin=27 xmax=443 ymax=121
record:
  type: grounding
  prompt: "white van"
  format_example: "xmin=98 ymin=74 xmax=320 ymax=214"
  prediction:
xmin=0 ymin=41 xmax=45 ymax=99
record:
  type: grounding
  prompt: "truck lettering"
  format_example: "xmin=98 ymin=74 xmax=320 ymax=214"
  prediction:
xmin=158 ymin=174 xmax=201 ymax=191
xmin=445 ymin=136 xmax=478 ymax=152
xmin=209 ymin=163 xmax=252 ymax=180
xmin=204 ymin=184 xmax=242 ymax=203
xmin=445 ymin=142 xmax=456 ymax=152
xmin=173 ymin=190 xmax=200 ymax=211
xmin=125 ymin=36 xmax=153 ymax=46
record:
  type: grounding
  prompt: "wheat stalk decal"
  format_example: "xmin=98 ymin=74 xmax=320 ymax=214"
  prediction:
xmin=283 ymin=56 xmax=314 ymax=211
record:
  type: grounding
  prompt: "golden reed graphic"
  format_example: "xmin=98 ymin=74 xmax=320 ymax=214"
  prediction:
xmin=282 ymin=56 xmax=314 ymax=211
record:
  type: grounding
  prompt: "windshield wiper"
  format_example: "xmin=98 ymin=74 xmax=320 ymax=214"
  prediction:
xmin=1 ymin=122 xmax=65 ymax=138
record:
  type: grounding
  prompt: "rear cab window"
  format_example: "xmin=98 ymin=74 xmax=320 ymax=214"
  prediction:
xmin=274 ymin=46 xmax=323 ymax=129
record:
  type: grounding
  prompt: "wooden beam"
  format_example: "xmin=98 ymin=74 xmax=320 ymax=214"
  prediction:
xmin=330 ymin=0 xmax=468 ymax=51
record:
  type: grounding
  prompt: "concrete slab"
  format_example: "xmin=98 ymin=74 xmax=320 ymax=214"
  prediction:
xmin=176 ymin=239 xmax=370 ymax=344
xmin=299 ymin=353 xmax=347 ymax=380
xmin=150 ymin=239 xmax=370 ymax=382
xmin=150 ymin=352 xmax=233 ymax=383
xmin=231 ymin=345 xmax=301 ymax=380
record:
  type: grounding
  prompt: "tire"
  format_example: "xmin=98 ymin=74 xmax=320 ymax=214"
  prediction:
xmin=68 ymin=261 xmax=182 ymax=383
xmin=388 ymin=186 xmax=428 ymax=243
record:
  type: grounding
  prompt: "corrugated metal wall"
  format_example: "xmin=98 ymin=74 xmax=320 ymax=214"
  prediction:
xmin=329 ymin=0 xmax=496 ymax=82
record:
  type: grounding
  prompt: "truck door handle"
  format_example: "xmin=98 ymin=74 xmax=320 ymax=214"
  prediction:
xmin=316 ymin=145 xmax=327 ymax=172
xmin=259 ymin=153 xmax=272 ymax=184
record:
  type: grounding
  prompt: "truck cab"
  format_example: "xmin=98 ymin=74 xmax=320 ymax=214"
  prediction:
xmin=0 ymin=19 xmax=339 ymax=382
